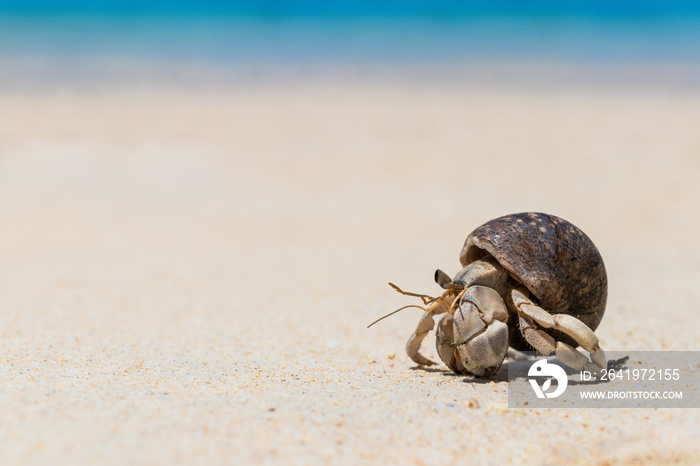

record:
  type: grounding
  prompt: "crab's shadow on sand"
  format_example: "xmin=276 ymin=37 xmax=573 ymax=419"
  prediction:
xmin=410 ymin=355 xmax=630 ymax=386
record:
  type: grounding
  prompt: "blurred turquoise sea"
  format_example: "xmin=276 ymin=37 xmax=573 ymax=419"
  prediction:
xmin=1 ymin=1 xmax=700 ymax=86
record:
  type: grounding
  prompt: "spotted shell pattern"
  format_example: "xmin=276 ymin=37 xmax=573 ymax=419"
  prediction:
xmin=459 ymin=212 xmax=607 ymax=347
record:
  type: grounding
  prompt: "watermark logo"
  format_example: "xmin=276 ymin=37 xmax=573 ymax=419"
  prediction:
xmin=509 ymin=352 xmax=698 ymax=408
xmin=528 ymin=359 xmax=568 ymax=398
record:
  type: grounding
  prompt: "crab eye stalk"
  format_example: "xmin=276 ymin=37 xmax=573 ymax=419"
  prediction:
xmin=434 ymin=269 xmax=453 ymax=290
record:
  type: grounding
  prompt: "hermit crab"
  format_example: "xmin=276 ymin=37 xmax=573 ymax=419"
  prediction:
xmin=375 ymin=212 xmax=608 ymax=377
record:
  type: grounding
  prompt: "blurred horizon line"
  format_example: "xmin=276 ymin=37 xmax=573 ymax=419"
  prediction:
xmin=1 ymin=3 xmax=699 ymax=89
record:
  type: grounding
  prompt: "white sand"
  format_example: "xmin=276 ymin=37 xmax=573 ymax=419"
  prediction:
xmin=0 ymin=83 xmax=699 ymax=464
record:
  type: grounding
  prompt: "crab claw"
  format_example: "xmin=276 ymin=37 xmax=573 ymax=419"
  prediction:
xmin=452 ymin=286 xmax=509 ymax=377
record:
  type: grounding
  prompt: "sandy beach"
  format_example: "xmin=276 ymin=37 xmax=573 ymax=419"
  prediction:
xmin=1 ymin=82 xmax=699 ymax=464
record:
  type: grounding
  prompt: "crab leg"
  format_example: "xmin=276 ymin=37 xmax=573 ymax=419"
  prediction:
xmin=405 ymin=311 xmax=438 ymax=366
xmin=518 ymin=316 xmax=598 ymax=372
xmin=512 ymin=289 xmax=607 ymax=373
xmin=405 ymin=295 xmax=455 ymax=366
xmin=518 ymin=315 xmax=555 ymax=354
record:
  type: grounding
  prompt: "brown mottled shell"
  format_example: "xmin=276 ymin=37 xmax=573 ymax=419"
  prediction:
xmin=459 ymin=212 xmax=607 ymax=348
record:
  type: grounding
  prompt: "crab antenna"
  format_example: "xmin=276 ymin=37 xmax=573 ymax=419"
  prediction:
xmin=388 ymin=282 xmax=437 ymax=304
xmin=367 ymin=304 xmax=427 ymax=329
